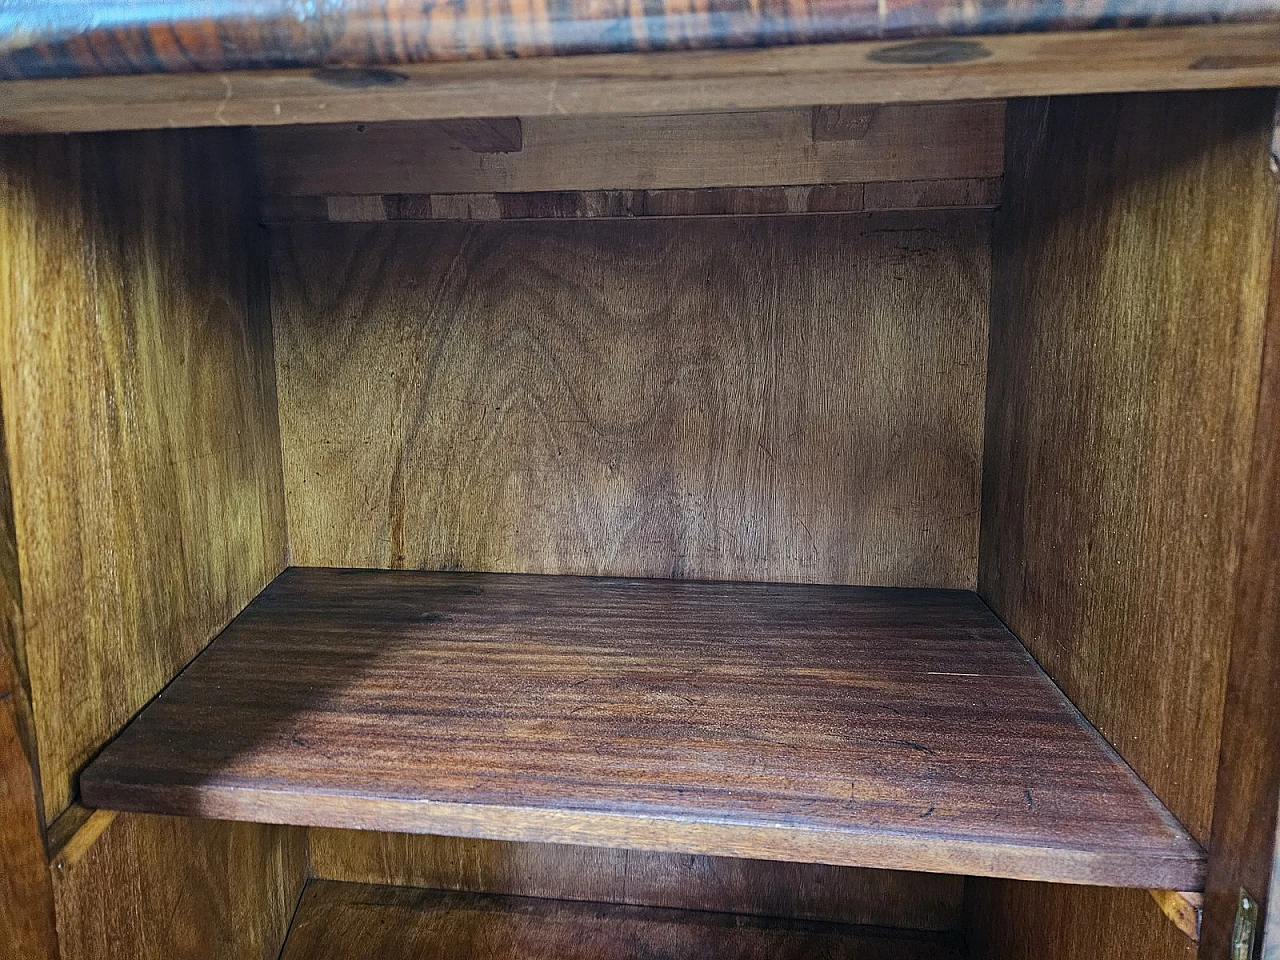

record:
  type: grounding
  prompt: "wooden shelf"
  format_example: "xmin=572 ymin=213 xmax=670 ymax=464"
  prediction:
xmin=80 ymin=568 xmax=1204 ymax=888
xmin=279 ymin=881 xmax=966 ymax=960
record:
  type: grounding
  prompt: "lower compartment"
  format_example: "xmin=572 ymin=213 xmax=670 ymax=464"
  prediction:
xmin=280 ymin=880 xmax=967 ymax=960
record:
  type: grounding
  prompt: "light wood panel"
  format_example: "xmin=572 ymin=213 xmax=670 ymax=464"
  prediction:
xmin=978 ymin=90 xmax=1277 ymax=851
xmin=1150 ymin=890 xmax=1202 ymax=942
xmin=310 ymin=832 xmax=964 ymax=931
xmin=1202 ymin=193 xmax=1280 ymax=958
xmin=49 ymin=808 xmax=306 ymax=960
xmin=967 ymin=881 xmax=1196 ymax=960
xmin=280 ymin=881 xmax=965 ymax=960
xmin=255 ymin=104 xmax=1004 ymax=198
xmin=82 ymin=568 xmax=1204 ymax=888
xmin=0 ymin=129 xmax=289 ymax=820
xmin=261 ymin=178 xmax=1002 ymax=224
xmin=272 ymin=213 xmax=989 ymax=586
xmin=3 ymin=24 xmax=1280 ymax=134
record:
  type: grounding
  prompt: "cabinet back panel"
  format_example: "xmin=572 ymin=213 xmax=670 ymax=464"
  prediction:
xmin=271 ymin=212 xmax=989 ymax=586
xmin=965 ymin=881 xmax=1194 ymax=960
xmin=310 ymin=830 xmax=963 ymax=931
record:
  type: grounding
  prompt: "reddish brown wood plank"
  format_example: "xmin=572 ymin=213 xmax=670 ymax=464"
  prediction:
xmin=2 ymin=0 xmax=1279 ymax=80
xmin=279 ymin=881 xmax=965 ymax=960
xmin=82 ymin=568 xmax=1203 ymax=888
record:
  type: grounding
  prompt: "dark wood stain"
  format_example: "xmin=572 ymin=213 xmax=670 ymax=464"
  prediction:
xmin=866 ymin=41 xmax=991 ymax=65
xmin=82 ymin=567 xmax=1204 ymax=888
xmin=280 ymin=881 xmax=966 ymax=960
xmin=313 ymin=67 xmax=410 ymax=88
xmin=260 ymin=180 xmax=1002 ymax=222
xmin=2 ymin=0 xmax=1279 ymax=79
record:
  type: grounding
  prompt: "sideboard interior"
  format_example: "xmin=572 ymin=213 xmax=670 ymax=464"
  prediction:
xmin=1 ymin=87 xmax=1276 ymax=960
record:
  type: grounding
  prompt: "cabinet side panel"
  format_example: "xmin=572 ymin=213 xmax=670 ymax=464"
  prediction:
xmin=974 ymin=89 xmax=1278 ymax=960
xmin=1202 ymin=200 xmax=1280 ymax=957
xmin=978 ymin=90 xmax=1276 ymax=847
xmin=966 ymin=881 xmax=1194 ymax=960
xmin=51 ymin=812 xmax=306 ymax=960
xmin=0 ymin=128 xmax=303 ymax=960
xmin=272 ymin=212 xmax=989 ymax=588
xmin=0 ymin=130 xmax=289 ymax=821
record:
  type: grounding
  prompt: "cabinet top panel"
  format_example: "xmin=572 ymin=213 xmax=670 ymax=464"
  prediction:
xmin=1 ymin=0 xmax=1278 ymax=80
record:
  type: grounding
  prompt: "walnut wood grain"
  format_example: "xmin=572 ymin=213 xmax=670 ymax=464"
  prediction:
xmin=279 ymin=881 xmax=965 ymax=960
xmin=2 ymin=0 xmax=1279 ymax=80
xmin=82 ymin=568 xmax=1204 ymax=888
xmin=271 ymin=213 xmax=988 ymax=588
xmin=0 ymin=129 xmax=289 ymax=822
xmin=0 ymin=125 xmax=304 ymax=960
xmin=308 ymin=830 xmax=965 ymax=930
xmin=0 ymin=697 xmax=56 ymax=960
xmin=5 ymin=24 xmax=1280 ymax=135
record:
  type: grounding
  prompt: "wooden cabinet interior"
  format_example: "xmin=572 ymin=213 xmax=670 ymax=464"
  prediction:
xmin=0 ymin=86 xmax=1278 ymax=960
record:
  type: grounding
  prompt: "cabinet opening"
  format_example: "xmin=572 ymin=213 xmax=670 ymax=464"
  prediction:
xmin=4 ymin=87 xmax=1275 ymax=960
